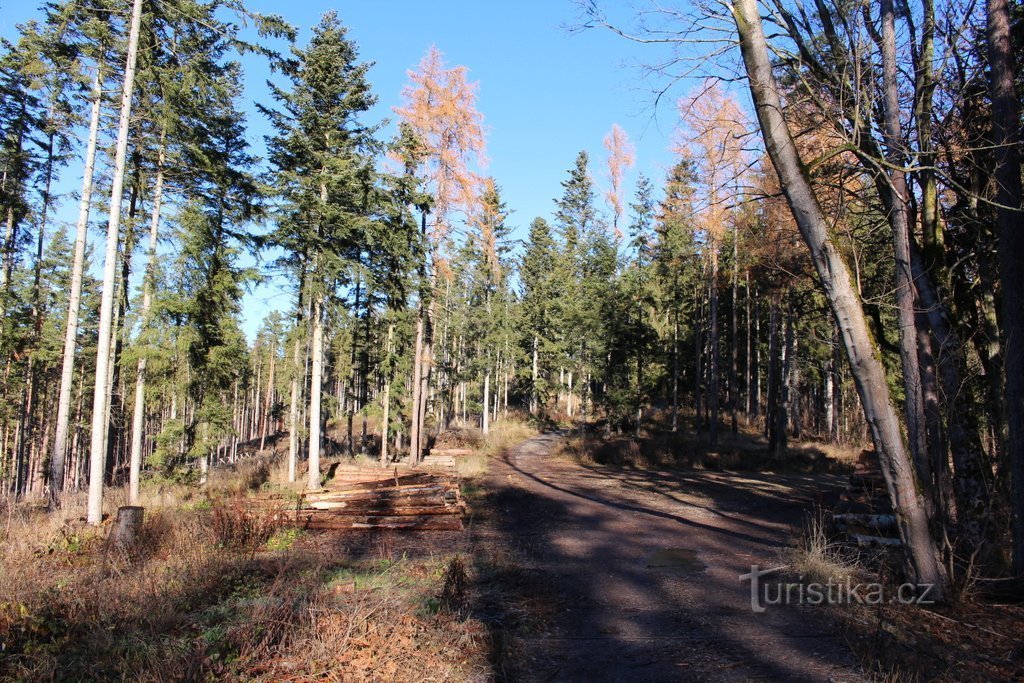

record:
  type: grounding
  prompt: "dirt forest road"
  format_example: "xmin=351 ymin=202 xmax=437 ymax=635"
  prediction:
xmin=477 ymin=432 xmax=865 ymax=682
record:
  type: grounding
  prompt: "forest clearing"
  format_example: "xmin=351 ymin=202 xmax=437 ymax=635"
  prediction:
xmin=2 ymin=0 xmax=1024 ymax=679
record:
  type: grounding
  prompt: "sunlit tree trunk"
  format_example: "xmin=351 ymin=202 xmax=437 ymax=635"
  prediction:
xmin=733 ymin=0 xmax=947 ymax=595
xmin=380 ymin=323 xmax=393 ymax=464
xmin=307 ymin=292 xmax=324 ymax=489
xmin=50 ymin=65 xmax=103 ymax=508
xmin=128 ymin=133 xmax=165 ymax=504
xmin=482 ymin=368 xmax=490 ymax=435
xmin=87 ymin=0 xmax=143 ymax=525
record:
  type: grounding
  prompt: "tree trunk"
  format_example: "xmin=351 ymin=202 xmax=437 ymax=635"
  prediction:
xmin=531 ymin=334 xmax=539 ymax=415
xmin=766 ymin=301 xmax=781 ymax=448
xmin=709 ymin=256 xmax=720 ymax=445
xmin=987 ymin=0 xmax=1024 ymax=575
xmin=380 ymin=323 xmax=393 ymax=464
xmin=671 ymin=313 xmax=679 ymax=432
xmin=879 ymin=0 xmax=932 ymax=491
xmin=733 ymin=0 xmax=947 ymax=595
xmin=128 ymin=134 xmax=165 ymax=504
xmin=483 ymin=368 xmax=490 ymax=435
xmin=87 ymin=0 xmax=143 ymax=526
xmin=50 ymin=66 xmax=103 ymax=508
xmin=307 ymin=293 xmax=324 ymax=490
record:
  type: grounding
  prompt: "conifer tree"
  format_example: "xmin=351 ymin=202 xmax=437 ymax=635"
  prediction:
xmin=263 ymin=12 xmax=396 ymax=485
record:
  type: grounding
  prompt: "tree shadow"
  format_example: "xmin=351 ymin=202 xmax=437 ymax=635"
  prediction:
xmin=470 ymin=432 xmax=863 ymax=682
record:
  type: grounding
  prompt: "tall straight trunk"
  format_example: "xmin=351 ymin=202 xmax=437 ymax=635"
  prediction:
xmin=730 ymin=225 xmax=739 ymax=433
xmin=50 ymin=66 xmax=103 ymax=507
xmin=766 ymin=301 xmax=781 ymax=447
xmin=482 ymin=369 xmax=490 ymax=435
xmin=831 ymin=342 xmax=842 ymax=441
xmin=287 ymin=261 xmax=308 ymax=482
xmin=911 ymin=242 xmax=989 ymax=550
xmin=734 ymin=0 xmax=947 ymax=595
xmin=987 ymin=0 xmax=1024 ymax=574
xmin=879 ymin=0 xmax=931 ymax=490
xmin=709 ymin=257 xmax=720 ymax=445
xmin=774 ymin=311 xmax=794 ymax=458
xmin=287 ymin=332 xmax=302 ymax=482
xmin=87 ymin=0 xmax=143 ymax=525
xmin=347 ymin=278 xmax=361 ymax=454
xmin=531 ymin=334 xmax=539 ymax=415
xmin=260 ymin=349 xmax=275 ymax=451
xmin=416 ymin=300 xmax=432 ymax=460
xmin=694 ymin=285 xmax=703 ymax=436
xmin=567 ymin=370 xmax=574 ymax=419
xmin=744 ymin=271 xmax=753 ymax=418
xmin=671 ymin=312 xmax=679 ymax=432
xmin=307 ymin=293 xmax=324 ymax=489
xmin=754 ymin=303 xmax=762 ymax=416
xmin=410 ymin=312 xmax=424 ymax=461
xmin=824 ymin=351 xmax=835 ymax=443
xmin=128 ymin=135 xmax=165 ymax=504
xmin=380 ymin=323 xmax=393 ymax=464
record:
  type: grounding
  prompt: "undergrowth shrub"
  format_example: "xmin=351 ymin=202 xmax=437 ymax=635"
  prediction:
xmin=210 ymin=497 xmax=283 ymax=551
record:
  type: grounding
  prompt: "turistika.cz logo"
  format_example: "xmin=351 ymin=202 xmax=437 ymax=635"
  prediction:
xmin=739 ymin=565 xmax=937 ymax=613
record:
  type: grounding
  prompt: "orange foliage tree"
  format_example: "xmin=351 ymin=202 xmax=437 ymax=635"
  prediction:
xmin=393 ymin=46 xmax=487 ymax=460
xmin=603 ymin=123 xmax=635 ymax=239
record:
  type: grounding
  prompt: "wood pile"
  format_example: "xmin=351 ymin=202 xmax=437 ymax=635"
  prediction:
xmin=419 ymin=448 xmax=472 ymax=470
xmin=831 ymin=450 xmax=902 ymax=548
xmin=269 ymin=470 xmax=466 ymax=532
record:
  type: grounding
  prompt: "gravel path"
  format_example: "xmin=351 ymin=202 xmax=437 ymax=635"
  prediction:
xmin=478 ymin=432 xmax=865 ymax=682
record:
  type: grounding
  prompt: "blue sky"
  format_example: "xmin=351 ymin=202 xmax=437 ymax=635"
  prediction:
xmin=2 ymin=0 xmax=724 ymax=338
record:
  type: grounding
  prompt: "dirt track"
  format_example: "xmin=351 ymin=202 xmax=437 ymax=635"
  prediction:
xmin=477 ymin=432 xmax=865 ymax=682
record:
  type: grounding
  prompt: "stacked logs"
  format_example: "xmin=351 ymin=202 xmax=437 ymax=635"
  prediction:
xmin=831 ymin=450 xmax=901 ymax=547
xmin=270 ymin=471 xmax=466 ymax=532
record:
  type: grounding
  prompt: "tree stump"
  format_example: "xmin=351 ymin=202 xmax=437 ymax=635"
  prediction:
xmin=109 ymin=505 xmax=145 ymax=548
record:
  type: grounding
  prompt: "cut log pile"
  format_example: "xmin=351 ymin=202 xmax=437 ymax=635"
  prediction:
xmin=420 ymin=448 xmax=472 ymax=470
xmin=267 ymin=470 xmax=466 ymax=532
xmin=831 ymin=450 xmax=902 ymax=548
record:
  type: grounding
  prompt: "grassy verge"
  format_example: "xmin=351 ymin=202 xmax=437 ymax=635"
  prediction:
xmin=780 ymin=513 xmax=1024 ymax=681
xmin=0 ymin=419 xmax=550 ymax=681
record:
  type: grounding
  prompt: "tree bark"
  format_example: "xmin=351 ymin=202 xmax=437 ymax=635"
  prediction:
xmin=483 ymin=368 xmax=490 ymax=435
xmin=87 ymin=0 xmax=143 ymax=526
xmin=380 ymin=323 xmax=393 ymax=464
xmin=128 ymin=134 xmax=165 ymax=504
xmin=879 ymin=0 xmax=932 ymax=491
xmin=986 ymin=0 xmax=1024 ymax=573
xmin=307 ymin=293 xmax=324 ymax=489
xmin=733 ymin=0 xmax=947 ymax=595
xmin=50 ymin=65 xmax=103 ymax=508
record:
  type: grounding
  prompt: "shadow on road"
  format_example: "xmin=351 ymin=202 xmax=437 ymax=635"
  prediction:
xmin=470 ymin=432 xmax=863 ymax=682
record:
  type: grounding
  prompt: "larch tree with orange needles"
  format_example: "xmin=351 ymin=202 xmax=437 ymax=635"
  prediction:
xmin=675 ymin=80 xmax=749 ymax=446
xmin=603 ymin=123 xmax=635 ymax=240
xmin=394 ymin=45 xmax=486 ymax=462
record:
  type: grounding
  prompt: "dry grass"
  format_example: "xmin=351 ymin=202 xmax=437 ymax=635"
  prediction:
xmin=0 ymin=482 xmax=489 ymax=681
xmin=454 ymin=418 xmax=538 ymax=478
xmin=784 ymin=509 xmax=864 ymax=586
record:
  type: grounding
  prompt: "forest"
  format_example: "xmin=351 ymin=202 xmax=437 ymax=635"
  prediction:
xmin=1 ymin=0 xmax=1023 ymax=680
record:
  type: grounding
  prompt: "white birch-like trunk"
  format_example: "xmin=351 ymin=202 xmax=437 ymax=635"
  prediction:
xmin=87 ymin=0 xmax=143 ymax=525
xmin=482 ymin=369 xmax=490 ymax=435
xmin=50 ymin=66 xmax=103 ymax=507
